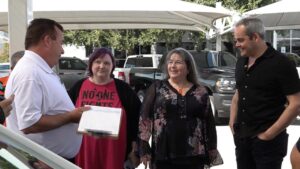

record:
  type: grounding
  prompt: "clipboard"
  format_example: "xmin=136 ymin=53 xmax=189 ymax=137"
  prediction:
xmin=78 ymin=105 xmax=122 ymax=138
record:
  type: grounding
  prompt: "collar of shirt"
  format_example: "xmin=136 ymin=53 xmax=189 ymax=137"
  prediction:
xmin=24 ymin=50 xmax=55 ymax=74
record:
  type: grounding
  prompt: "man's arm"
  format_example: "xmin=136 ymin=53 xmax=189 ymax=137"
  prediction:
xmin=22 ymin=106 xmax=90 ymax=134
xmin=0 ymin=95 xmax=14 ymax=117
xmin=229 ymin=90 xmax=239 ymax=134
xmin=259 ymin=92 xmax=300 ymax=140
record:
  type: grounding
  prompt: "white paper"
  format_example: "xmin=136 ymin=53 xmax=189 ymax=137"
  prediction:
xmin=78 ymin=105 xmax=122 ymax=137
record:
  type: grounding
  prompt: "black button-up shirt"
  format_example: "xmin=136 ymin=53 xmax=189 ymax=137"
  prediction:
xmin=235 ymin=44 xmax=300 ymax=138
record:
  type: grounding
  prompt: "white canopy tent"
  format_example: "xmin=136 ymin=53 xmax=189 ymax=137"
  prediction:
xmin=0 ymin=0 xmax=230 ymax=33
xmin=0 ymin=0 xmax=232 ymax=54
xmin=243 ymin=0 xmax=300 ymax=30
xmin=243 ymin=0 xmax=300 ymax=52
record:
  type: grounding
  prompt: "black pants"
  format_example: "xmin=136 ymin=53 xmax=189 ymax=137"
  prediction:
xmin=234 ymin=131 xmax=288 ymax=169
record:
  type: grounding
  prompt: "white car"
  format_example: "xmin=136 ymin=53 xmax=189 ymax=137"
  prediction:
xmin=0 ymin=125 xmax=80 ymax=169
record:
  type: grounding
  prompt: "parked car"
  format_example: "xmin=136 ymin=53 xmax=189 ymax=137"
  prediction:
xmin=0 ymin=62 xmax=10 ymax=78
xmin=115 ymin=58 xmax=126 ymax=68
xmin=0 ymin=125 xmax=80 ymax=169
xmin=284 ymin=52 xmax=300 ymax=77
xmin=113 ymin=54 xmax=162 ymax=83
xmin=191 ymin=50 xmax=236 ymax=123
xmin=125 ymin=50 xmax=237 ymax=124
xmin=53 ymin=57 xmax=88 ymax=91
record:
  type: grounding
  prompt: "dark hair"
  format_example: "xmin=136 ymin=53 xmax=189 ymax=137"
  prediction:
xmin=88 ymin=47 xmax=115 ymax=77
xmin=235 ymin=17 xmax=265 ymax=40
xmin=163 ymin=47 xmax=199 ymax=85
xmin=10 ymin=50 xmax=24 ymax=70
xmin=25 ymin=18 xmax=63 ymax=49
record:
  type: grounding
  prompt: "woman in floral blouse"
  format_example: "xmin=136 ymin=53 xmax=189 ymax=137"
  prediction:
xmin=138 ymin=48 xmax=223 ymax=169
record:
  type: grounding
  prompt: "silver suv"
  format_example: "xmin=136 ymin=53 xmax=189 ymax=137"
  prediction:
xmin=53 ymin=57 xmax=87 ymax=91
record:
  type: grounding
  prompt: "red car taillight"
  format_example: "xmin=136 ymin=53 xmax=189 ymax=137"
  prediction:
xmin=118 ymin=72 xmax=126 ymax=81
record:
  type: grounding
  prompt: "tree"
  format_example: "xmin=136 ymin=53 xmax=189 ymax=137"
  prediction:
xmin=0 ymin=43 xmax=9 ymax=63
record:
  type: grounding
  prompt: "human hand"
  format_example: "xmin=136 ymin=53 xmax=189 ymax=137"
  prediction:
xmin=128 ymin=141 xmax=140 ymax=167
xmin=141 ymin=154 xmax=151 ymax=169
xmin=69 ymin=106 xmax=91 ymax=123
xmin=257 ymin=131 xmax=273 ymax=141
xmin=0 ymin=95 xmax=14 ymax=117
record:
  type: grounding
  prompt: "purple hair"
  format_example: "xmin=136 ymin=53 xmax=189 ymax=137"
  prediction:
xmin=88 ymin=47 xmax=116 ymax=77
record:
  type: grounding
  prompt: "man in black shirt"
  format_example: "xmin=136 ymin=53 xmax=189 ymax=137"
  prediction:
xmin=230 ymin=17 xmax=300 ymax=169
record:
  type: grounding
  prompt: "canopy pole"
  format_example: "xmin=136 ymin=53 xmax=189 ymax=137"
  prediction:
xmin=8 ymin=0 xmax=33 ymax=58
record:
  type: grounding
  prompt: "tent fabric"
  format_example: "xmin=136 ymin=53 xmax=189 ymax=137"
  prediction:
xmin=0 ymin=0 xmax=230 ymax=33
xmin=244 ymin=0 xmax=300 ymax=30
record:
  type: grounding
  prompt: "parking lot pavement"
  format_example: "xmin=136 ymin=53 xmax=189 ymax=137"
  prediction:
xmin=137 ymin=124 xmax=300 ymax=169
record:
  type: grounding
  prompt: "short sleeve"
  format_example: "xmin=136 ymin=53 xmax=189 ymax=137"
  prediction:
xmin=276 ymin=57 xmax=300 ymax=95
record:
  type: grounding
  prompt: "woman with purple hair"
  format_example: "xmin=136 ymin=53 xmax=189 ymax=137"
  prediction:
xmin=68 ymin=47 xmax=141 ymax=169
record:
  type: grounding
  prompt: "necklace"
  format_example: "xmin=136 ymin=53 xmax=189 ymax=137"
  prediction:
xmin=178 ymin=87 xmax=184 ymax=95
xmin=168 ymin=79 xmax=188 ymax=95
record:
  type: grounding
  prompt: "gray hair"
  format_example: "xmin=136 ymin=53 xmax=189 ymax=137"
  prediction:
xmin=10 ymin=50 xmax=24 ymax=70
xmin=235 ymin=17 xmax=265 ymax=40
xmin=163 ymin=47 xmax=199 ymax=85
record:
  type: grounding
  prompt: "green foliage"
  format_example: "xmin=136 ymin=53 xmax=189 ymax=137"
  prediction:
xmin=0 ymin=43 xmax=9 ymax=63
xmin=185 ymin=0 xmax=277 ymax=12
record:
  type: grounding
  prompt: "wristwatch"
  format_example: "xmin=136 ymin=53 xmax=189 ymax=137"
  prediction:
xmin=0 ymin=106 xmax=5 ymax=124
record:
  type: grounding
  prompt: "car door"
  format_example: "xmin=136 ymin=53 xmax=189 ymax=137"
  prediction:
xmin=0 ymin=125 xmax=79 ymax=169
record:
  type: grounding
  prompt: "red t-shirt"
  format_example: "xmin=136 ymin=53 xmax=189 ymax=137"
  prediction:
xmin=75 ymin=79 xmax=127 ymax=169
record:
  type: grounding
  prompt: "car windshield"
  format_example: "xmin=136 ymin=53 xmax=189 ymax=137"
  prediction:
xmin=191 ymin=51 xmax=236 ymax=69
xmin=125 ymin=57 xmax=153 ymax=68
xmin=192 ymin=51 xmax=217 ymax=68
xmin=218 ymin=52 xmax=237 ymax=67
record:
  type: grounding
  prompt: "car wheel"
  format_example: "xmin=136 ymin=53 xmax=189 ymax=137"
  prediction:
xmin=137 ymin=90 xmax=145 ymax=102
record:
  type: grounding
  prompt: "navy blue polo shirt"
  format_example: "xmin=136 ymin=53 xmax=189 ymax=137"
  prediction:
xmin=235 ymin=44 xmax=300 ymax=138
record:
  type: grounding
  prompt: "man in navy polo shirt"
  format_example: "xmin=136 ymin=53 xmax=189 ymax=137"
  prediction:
xmin=230 ymin=17 xmax=300 ymax=169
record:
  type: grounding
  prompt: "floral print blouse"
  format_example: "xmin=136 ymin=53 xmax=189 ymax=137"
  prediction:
xmin=138 ymin=80 xmax=220 ymax=166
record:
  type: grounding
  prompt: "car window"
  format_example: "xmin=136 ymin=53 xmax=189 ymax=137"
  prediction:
xmin=191 ymin=51 xmax=215 ymax=68
xmin=59 ymin=58 xmax=87 ymax=70
xmin=0 ymin=142 xmax=53 ymax=169
xmin=70 ymin=59 xmax=87 ymax=70
xmin=0 ymin=125 xmax=79 ymax=169
xmin=115 ymin=59 xmax=126 ymax=68
xmin=0 ymin=64 xmax=10 ymax=70
xmin=125 ymin=57 xmax=153 ymax=68
xmin=218 ymin=52 xmax=237 ymax=67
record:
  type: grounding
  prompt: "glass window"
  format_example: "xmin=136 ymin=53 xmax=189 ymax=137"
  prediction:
xmin=219 ymin=52 xmax=237 ymax=67
xmin=0 ymin=142 xmax=53 ymax=169
xmin=70 ymin=59 xmax=87 ymax=70
xmin=191 ymin=51 xmax=209 ymax=69
xmin=59 ymin=60 xmax=71 ymax=70
xmin=125 ymin=57 xmax=153 ymax=68
xmin=59 ymin=58 xmax=87 ymax=70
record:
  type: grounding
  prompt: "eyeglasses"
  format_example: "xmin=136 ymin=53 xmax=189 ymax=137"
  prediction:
xmin=167 ymin=60 xmax=184 ymax=66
